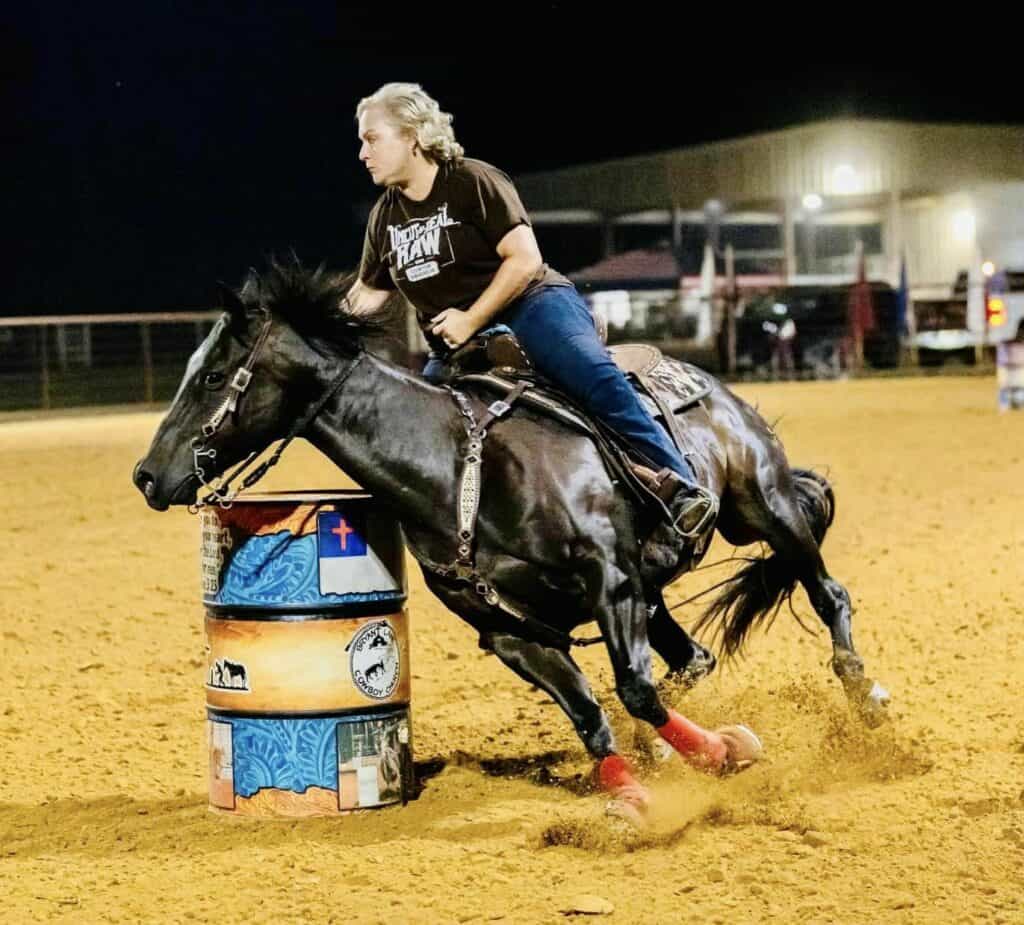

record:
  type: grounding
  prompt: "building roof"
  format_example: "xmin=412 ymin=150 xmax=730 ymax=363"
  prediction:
xmin=570 ymin=248 xmax=681 ymax=288
xmin=516 ymin=119 xmax=1024 ymax=216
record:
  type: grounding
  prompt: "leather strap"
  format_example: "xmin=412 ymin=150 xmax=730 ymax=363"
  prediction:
xmin=410 ymin=380 xmax=603 ymax=651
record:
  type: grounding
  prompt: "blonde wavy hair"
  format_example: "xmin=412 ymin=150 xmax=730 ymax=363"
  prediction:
xmin=356 ymin=82 xmax=465 ymax=163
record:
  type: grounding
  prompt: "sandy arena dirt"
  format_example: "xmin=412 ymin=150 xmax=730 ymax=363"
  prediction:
xmin=1 ymin=376 xmax=1022 ymax=924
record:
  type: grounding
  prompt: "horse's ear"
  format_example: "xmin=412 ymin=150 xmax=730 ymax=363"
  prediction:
xmin=216 ymin=281 xmax=246 ymax=317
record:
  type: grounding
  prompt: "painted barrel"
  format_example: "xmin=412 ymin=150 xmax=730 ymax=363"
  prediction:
xmin=200 ymin=490 xmax=413 ymax=817
xmin=997 ymin=341 xmax=1024 ymax=410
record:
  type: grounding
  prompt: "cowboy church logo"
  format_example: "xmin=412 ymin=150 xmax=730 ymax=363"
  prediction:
xmin=347 ymin=621 xmax=401 ymax=700
xmin=388 ymin=204 xmax=459 ymax=282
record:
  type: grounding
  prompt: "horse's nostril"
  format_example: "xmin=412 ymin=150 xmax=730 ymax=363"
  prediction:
xmin=133 ymin=462 xmax=155 ymax=496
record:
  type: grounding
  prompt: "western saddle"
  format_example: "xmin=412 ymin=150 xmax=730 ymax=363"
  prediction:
xmin=446 ymin=322 xmax=714 ymax=521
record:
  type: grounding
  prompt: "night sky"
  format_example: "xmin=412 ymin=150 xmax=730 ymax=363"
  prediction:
xmin=5 ymin=3 xmax=1023 ymax=315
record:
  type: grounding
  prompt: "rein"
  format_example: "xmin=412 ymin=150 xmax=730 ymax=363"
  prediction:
xmin=187 ymin=317 xmax=364 ymax=512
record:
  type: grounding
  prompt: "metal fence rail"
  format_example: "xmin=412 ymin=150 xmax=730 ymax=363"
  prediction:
xmin=0 ymin=312 xmax=220 ymax=412
xmin=0 ymin=296 xmax=999 ymax=415
xmin=0 ymin=311 xmax=420 ymax=413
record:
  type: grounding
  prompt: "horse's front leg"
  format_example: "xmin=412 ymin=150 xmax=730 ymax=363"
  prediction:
xmin=485 ymin=632 xmax=615 ymax=757
xmin=421 ymin=574 xmax=622 ymax=748
xmin=422 ymin=567 xmax=651 ymax=823
xmin=484 ymin=631 xmax=657 ymax=828
xmin=627 ymin=593 xmax=718 ymax=763
xmin=591 ymin=561 xmax=762 ymax=780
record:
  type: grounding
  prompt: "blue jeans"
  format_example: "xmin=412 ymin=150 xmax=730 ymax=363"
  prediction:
xmin=424 ymin=285 xmax=695 ymax=482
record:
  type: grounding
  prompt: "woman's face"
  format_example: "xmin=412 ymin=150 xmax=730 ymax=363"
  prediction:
xmin=357 ymin=107 xmax=414 ymax=188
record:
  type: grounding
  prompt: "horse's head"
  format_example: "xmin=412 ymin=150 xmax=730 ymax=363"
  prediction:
xmin=132 ymin=257 xmax=398 ymax=510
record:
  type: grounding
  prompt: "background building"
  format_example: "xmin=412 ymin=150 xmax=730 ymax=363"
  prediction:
xmin=516 ymin=119 xmax=1024 ymax=295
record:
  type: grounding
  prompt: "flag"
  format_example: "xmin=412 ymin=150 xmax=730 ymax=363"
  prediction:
xmin=897 ymin=252 xmax=909 ymax=337
xmin=699 ymin=241 xmax=715 ymax=298
xmin=848 ymin=241 xmax=875 ymax=337
xmin=318 ymin=509 xmax=367 ymax=558
xmin=316 ymin=509 xmax=402 ymax=595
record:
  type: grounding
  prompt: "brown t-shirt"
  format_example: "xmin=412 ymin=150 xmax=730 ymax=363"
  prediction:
xmin=358 ymin=157 xmax=570 ymax=349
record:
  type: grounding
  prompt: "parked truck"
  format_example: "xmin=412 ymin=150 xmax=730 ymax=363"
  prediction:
xmin=913 ymin=264 xmax=1024 ymax=365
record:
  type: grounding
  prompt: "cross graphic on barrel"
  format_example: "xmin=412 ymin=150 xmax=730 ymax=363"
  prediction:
xmin=331 ymin=517 xmax=355 ymax=550
xmin=317 ymin=509 xmax=368 ymax=558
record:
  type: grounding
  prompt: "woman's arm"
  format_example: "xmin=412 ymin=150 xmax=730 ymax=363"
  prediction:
xmin=430 ymin=224 xmax=542 ymax=346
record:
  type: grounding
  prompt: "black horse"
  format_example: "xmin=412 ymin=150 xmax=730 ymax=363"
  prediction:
xmin=133 ymin=259 xmax=888 ymax=821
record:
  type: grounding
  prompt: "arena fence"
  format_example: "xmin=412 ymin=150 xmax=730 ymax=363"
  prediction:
xmin=0 ymin=312 xmax=221 ymax=412
xmin=0 ymin=306 xmax=996 ymax=415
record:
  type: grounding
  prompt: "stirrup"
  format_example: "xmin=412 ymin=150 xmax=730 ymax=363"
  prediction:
xmin=668 ymin=484 xmax=718 ymax=540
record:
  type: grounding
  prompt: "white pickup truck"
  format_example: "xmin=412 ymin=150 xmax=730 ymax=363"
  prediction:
xmin=913 ymin=264 xmax=1024 ymax=364
xmin=982 ymin=267 xmax=1024 ymax=343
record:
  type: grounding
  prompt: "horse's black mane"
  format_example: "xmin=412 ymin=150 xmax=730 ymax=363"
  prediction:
xmin=235 ymin=253 xmax=405 ymax=344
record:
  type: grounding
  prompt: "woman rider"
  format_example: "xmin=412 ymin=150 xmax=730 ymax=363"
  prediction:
xmin=342 ymin=82 xmax=717 ymax=543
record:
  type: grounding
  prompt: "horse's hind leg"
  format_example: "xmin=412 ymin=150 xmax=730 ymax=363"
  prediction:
xmin=647 ymin=592 xmax=716 ymax=686
xmin=784 ymin=520 xmax=889 ymax=725
xmin=730 ymin=469 xmax=889 ymax=725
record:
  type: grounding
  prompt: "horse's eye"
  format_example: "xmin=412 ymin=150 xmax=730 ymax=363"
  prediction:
xmin=204 ymin=371 xmax=226 ymax=389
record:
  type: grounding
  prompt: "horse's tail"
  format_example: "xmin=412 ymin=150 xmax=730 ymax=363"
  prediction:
xmin=694 ymin=468 xmax=834 ymax=659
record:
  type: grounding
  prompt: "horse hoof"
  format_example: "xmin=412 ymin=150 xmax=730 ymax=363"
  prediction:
xmin=649 ymin=736 xmax=676 ymax=764
xmin=663 ymin=649 xmax=717 ymax=691
xmin=605 ymin=798 xmax=646 ymax=829
xmin=856 ymin=681 xmax=891 ymax=728
xmin=714 ymin=724 xmax=764 ymax=773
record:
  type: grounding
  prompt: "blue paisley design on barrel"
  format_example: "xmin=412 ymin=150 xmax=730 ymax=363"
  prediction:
xmin=219 ymin=532 xmax=316 ymax=604
xmin=225 ymin=717 xmax=338 ymax=797
xmin=214 ymin=533 xmax=402 ymax=606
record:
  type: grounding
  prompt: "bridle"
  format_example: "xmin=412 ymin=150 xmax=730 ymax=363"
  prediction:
xmin=187 ymin=311 xmax=363 ymax=512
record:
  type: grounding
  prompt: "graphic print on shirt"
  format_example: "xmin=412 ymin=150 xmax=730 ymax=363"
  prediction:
xmin=387 ymin=204 xmax=460 ymax=283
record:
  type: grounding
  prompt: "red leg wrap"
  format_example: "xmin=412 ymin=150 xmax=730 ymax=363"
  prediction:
xmin=657 ymin=709 xmax=728 ymax=770
xmin=596 ymin=754 xmax=650 ymax=819
xmin=597 ymin=754 xmax=637 ymax=793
